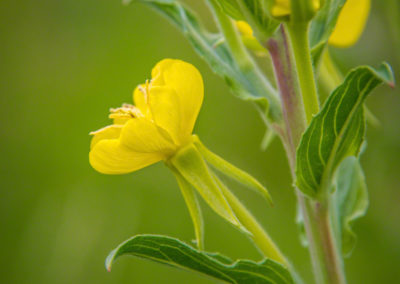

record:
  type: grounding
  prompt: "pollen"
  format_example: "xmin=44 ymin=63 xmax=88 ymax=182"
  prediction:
xmin=108 ymin=104 xmax=143 ymax=120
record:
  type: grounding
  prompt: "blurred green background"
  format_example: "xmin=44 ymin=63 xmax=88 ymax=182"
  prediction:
xmin=1 ymin=0 xmax=399 ymax=283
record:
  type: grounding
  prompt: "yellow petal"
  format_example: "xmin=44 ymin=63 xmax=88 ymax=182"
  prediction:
xmin=151 ymin=59 xmax=203 ymax=140
xmin=113 ymin=117 xmax=130 ymax=125
xmin=119 ymin=117 xmax=176 ymax=155
xmin=329 ymin=0 xmax=371 ymax=48
xmin=271 ymin=0 xmax=290 ymax=17
xmin=90 ymin=124 xmax=123 ymax=149
xmin=148 ymin=86 xmax=182 ymax=145
xmin=89 ymin=139 xmax=162 ymax=174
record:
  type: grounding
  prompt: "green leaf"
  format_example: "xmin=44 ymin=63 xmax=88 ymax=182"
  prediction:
xmin=310 ymin=0 xmax=346 ymax=64
xmin=296 ymin=157 xmax=369 ymax=256
xmin=296 ymin=63 xmax=394 ymax=197
xmin=106 ymin=234 xmax=294 ymax=284
xmin=214 ymin=0 xmax=243 ymax=20
xmin=172 ymin=168 xmax=204 ymax=250
xmin=333 ymin=156 xmax=368 ymax=257
xmin=133 ymin=0 xmax=280 ymax=119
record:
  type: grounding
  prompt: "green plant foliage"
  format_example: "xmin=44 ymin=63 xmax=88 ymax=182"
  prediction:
xmin=214 ymin=0 xmax=243 ymax=20
xmin=193 ymin=135 xmax=273 ymax=206
xmin=215 ymin=0 xmax=279 ymax=41
xmin=168 ymin=144 xmax=243 ymax=231
xmin=132 ymin=0 xmax=281 ymax=120
xmin=106 ymin=235 xmax=294 ymax=284
xmin=333 ymin=156 xmax=368 ymax=257
xmin=310 ymin=0 xmax=346 ymax=64
xmin=172 ymin=168 xmax=205 ymax=250
xmin=296 ymin=63 xmax=394 ymax=198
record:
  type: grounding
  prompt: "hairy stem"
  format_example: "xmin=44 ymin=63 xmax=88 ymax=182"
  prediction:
xmin=266 ymin=25 xmax=307 ymax=162
xmin=269 ymin=24 xmax=346 ymax=284
xmin=287 ymin=22 xmax=319 ymax=123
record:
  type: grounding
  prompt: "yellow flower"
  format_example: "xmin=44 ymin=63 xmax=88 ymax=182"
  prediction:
xmin=89 ymin=59 xmax=275 ymax=254
xmin=271 ymin=0 xmax=320 ymax=18
xmin=328 ymin=0 xmax=371 ymax=47
xmin=238 ymin=0 xmax=370 ymax=49
xmin=89 ymin=59 xmax=203 ymax=174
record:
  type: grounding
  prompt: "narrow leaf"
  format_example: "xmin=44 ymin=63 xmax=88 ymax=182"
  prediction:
xmin=310 ymin=0 xmax=346 ymax=64
xmin=214 ymin=0 xmax=243 ymax=20
xmin=193 ymin=136 xmax=273 ymax=206
xmin=106 ymin=234 xmax=294 ymax=284
xmin=296 ymin=63 xmax=394 ymax=197
xmin=333 ymin=156 xmax=368 ymax=257
xmin=172 ymin=168 xmax=204 ymax=250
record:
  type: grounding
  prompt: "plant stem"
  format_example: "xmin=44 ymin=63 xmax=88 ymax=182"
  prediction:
xmin=298 ymin=194 xmax=346 ymax=284
xmin=270 ymin=24 xmax=346 ymax=284
xmin=287 ymin=22 xmax=319 ymax=123
xmin=266 ymin=25 xmax=307 ymax=161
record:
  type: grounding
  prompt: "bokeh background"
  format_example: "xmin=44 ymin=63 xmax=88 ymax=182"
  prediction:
xmin=1 ymin=0 xmax=399 ymax=283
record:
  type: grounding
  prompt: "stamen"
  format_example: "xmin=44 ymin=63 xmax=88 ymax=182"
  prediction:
xmin=108 ymin=104 xmax=144 ymax=120
xmin=138 ymin=80 xmax=151 ymax=105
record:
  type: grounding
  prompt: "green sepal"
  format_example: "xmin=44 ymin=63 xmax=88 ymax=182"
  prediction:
xmin=296 ymin=63 xmax=394 ymax=198
xmin=170 ymin=167 xmax=204 ymax=250
xmin=332 ymin=156 xmax=368 ymax=257
xmin=212 ymin=173 xmax=287 ymax=265
xmin=168 ymin=143 xmax=247 ymax=234
xmin=193 ymin=135 xmax=273 ymax=206
xmin=106 ymin=234 xmax=294 ymax=284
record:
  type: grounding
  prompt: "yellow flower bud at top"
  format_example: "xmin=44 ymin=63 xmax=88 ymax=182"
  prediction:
xmin=235 ymin=21 xmax=267 ymax=54
xmin=237 ymin=0 xmax=370 ymax=49
xmin=271 ymin=0 xmax=320 ymax=18
xmin=89 ymin=59 xmax=203 ymax=174
xmin=328 ymin=0 xmax=371 ymax=48
xmin=236 ymin=20 xmax=254 ymax=37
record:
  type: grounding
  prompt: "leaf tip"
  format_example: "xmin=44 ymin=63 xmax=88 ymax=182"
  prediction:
xmin=105 ymin=248 xmax=117 ymax=272
xmin=377 ymin=62 xmax=395 ymax=88
xmin=263 ymin=190 xmax=274 ymax=207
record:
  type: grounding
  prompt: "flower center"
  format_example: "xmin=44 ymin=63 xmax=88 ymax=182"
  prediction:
xmin=109 ymin=104 xmax=144 ymax=122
